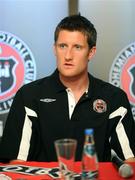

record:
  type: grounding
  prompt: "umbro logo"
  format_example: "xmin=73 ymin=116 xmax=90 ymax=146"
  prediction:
xmin=40 ymin=98 xmax=56 ymax=103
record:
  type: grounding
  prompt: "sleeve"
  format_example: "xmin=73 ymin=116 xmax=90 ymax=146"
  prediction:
xmin=109 ymin=90 xmax=135 ymax=160
xmin=0 ymin=88 xmax=35 ymax=162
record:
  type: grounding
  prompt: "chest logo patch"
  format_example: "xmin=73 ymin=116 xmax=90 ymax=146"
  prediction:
xmin=93 ymin=99 xmax=107 ymax=113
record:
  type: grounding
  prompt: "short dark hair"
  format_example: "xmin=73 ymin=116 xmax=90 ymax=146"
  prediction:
xmin=54 ymin=14 xmax=97 ymax=49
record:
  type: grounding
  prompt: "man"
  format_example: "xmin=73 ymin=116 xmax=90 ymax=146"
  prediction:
xmin=0 ymin=15 xmax=135 ymax=163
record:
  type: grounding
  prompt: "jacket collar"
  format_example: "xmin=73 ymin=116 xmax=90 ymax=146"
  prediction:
xmin=47 ymin=69 xmax=98 ymax=96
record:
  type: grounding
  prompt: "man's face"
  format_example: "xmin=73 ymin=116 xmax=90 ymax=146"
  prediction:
xmin=54 ymin=30 xmax=96 ymax=79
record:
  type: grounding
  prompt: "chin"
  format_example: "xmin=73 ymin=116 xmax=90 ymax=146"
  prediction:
xmin=58 ymin=68 xmax=80 ymax=78
xmin=60 ymin=72 xmax=80 ymax=80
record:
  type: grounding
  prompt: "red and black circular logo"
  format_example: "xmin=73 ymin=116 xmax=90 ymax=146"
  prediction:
xmin=109 ymin=42 xmax=135 ymax=120
xmin=93 ymin=99 xmax=107 ymax=113
xmin=0 ymin=31 xmax=36 ymax=114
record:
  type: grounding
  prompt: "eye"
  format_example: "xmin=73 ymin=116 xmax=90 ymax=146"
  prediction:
xmin=58 ymin=43 xmax=67 ymax=49
xmin=74 ymin=44 xmax=82 ymax=50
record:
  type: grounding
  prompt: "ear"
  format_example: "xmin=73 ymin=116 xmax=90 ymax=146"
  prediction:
xmin=88 ymin=46 xmax=96 ymax=61
xmin=53 ymin=44 xmax=56 ymax=56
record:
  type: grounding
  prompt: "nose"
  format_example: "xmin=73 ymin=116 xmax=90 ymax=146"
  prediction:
xmin=65 ymin=48 xmax=73 ymax=61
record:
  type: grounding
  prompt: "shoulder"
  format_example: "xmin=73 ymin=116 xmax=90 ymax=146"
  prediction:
xmin=19 ymin=77 xmax=49 ymax=94
xmin=89 ymin=75 xmax=131 ymax=114
xmin=16 ymin=71 xmax=56 ymax=98
xmin=89 ymin=74 xmax=127 ymax=98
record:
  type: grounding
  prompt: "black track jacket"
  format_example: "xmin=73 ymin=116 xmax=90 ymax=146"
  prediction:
xmin=0 ymin=70 xmax=135 ymax=162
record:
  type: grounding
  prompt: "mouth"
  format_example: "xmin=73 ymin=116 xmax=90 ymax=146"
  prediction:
xmin=64 ymin=63 xmax=74 ymax=68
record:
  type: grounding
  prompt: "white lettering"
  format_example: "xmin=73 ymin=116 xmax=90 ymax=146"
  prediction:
xmin=22 ymin=51 xmax=29 ymax=59
xmin=113 ymin=66 xmax=121 ymax=73
xmin=111 ymin=79 xmax=120 ymax=87
xmin=0 ymin=33 xmax=6 ymax=41
xmin=125 ymin=49 xmax=132 ymax=58
xmin=10 ymin=37 xmax=17 ymax=47
xmin=20 ymin=48 xmax=27 ymax=56
xmin=35 ymin=169 xmax=49 ymax=175
xmin=6 ymin=34 xmax=12 ymax=44
xmin=0 ymin=99 xmax=13 ymax=112
xmin=25 ymin=60 xmax=34 ymax=68
xmin=3 ymin=166 xmax=23 ymax=172
xmin=14 ymin=42 xmax=22 ymax=51
xmin=3 ymin=99 xmax=13 ymax=109
xmin=130 ymin=44 xmax=135 ymax=53
xmin=111 ymin=72 xmax=120 ymax=80
xmin=25 ymin=167 xmax=41 ymax=173
xmin=115 ymin=57 xmax=126 ymax=68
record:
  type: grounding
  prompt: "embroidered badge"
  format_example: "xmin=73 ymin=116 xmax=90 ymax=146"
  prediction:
xmin=93 ymin=99 xmax=107 ymax=113
xmin=40 ymin=98 xmax=56 ymax=103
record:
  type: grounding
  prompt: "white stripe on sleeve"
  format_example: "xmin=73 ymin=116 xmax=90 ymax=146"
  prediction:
xmin=17 ymin=107 xmax=37 ymax=160
xmin=109 ymin=106 xmax=134 ymax=159
xmin=25 ymin=106 xmax=37 ymax=117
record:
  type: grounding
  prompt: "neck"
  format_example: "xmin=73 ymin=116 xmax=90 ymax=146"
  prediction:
xmin=59 ymin=72 xmax=89 ymax=102
xmin=60 ymin=73 xmax=89 ymax=90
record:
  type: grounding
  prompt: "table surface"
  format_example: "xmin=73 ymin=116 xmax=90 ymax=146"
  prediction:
xmin=0 ymin=161 xmax=134 ymax=180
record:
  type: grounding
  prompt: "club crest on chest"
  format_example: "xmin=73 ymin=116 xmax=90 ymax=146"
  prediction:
xmin=93 ymin=99 xmax=107 ymax=113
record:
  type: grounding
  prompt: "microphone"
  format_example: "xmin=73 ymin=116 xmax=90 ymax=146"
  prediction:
xmin=111 ymin=150 xmax=134 ymax=178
